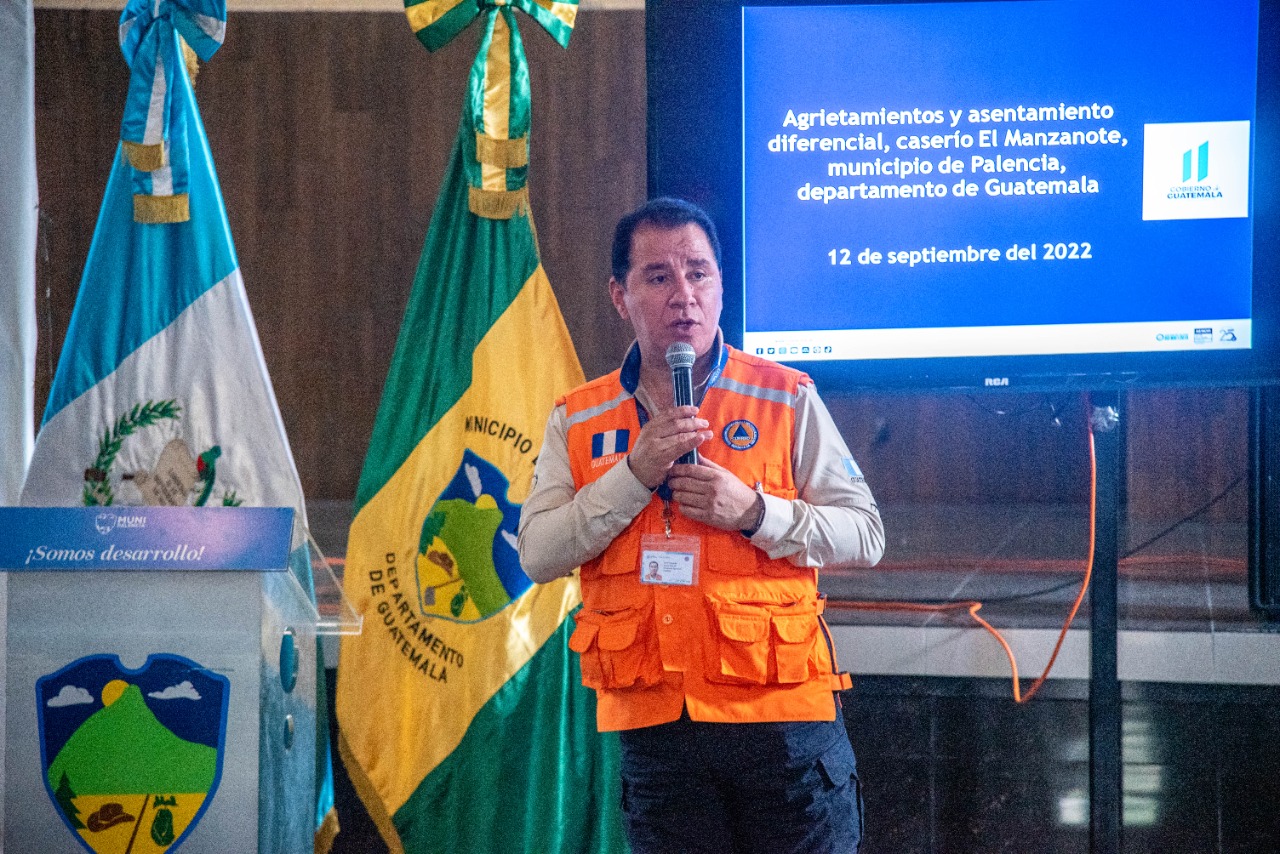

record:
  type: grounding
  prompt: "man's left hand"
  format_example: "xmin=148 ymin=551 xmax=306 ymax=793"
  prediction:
xmin=668 ymin=456 xmax=761 ymax=532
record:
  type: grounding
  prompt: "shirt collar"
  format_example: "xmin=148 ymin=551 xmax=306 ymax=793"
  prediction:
xmin=620 ymin=330 xmax=727 ymax=396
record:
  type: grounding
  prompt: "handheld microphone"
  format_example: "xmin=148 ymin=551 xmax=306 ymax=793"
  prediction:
xmin=665 ymin=342 xmax=699 ymax=464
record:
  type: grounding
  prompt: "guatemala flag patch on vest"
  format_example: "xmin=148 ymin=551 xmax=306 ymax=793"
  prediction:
xmin=591 ymin=429 xmax=630 ymax=458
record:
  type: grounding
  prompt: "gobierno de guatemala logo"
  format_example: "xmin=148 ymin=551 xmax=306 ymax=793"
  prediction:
xmin=1169 ymin=140 xmax=1221 ymax=200
xmin=37 ymin=654 xmax=229 ymax=854
xmin=1142 ymin=120 xmax=1250 ymax=221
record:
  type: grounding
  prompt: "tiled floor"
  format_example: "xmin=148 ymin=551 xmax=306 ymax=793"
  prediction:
xmin=845 ymin=677 xmax=1280 ymax=854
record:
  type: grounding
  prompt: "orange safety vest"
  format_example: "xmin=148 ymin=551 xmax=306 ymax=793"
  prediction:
xmin=561 ymin=344 xmax=852 ymax=732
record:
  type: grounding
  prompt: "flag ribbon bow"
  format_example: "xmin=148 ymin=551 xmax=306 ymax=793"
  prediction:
xmin=405 ymin=0 xmax=577 ymax=219
xmin=118 ymin=0 xmax=227 ymax=224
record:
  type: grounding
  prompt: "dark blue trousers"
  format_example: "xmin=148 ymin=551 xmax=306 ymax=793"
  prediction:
xmin=617 ymin=713 xmax=862 ymax=854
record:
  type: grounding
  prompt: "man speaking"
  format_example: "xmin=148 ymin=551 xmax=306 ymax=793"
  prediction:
xmin=518 ymin=197 xmax=884 ymax=853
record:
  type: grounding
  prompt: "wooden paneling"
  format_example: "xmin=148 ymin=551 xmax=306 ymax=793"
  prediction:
xmin=830 ymin=388 xmax=1248 ymax=522
xmin=830 ymin=392 xmax=1094 ymax=507
xmin=33 ymin=9 xmax=642 ymax=499
xmin=32 ymin=11 xmax=129 ymax=407
xmin=31 ymin=9 xmax=1248 ymax=524
xmin=1125 ymin=386 xmax=1248 ymax=521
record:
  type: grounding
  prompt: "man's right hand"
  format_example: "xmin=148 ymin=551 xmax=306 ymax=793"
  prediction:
xmin=626 ymin=405 xmax=711 ymax=490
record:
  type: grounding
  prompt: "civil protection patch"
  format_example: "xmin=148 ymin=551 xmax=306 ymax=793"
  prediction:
xmin=722 ymin=420 xmax=759 ymax=451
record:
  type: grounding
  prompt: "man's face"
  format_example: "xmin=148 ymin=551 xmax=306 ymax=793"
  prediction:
xmin=610 ymin=222 xmax=723 ymax=366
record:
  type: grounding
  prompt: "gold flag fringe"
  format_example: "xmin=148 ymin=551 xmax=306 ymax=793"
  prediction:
xmin=181 ymin=36 xmax=200 ymax=87
xmin=338 ymin=733 xmax=406 ymax=854
xmin=475 ymin=132 xmax=528 ymax=169
xmin=468 ymin=186 xmax=529 ymax=220
xmin=314 ymin=806 xmax=340 ymax=854
xmin=123 ymin=140 xmax=165 ymax=172
xmin=133 ymin=193 xmax=190 ymax=223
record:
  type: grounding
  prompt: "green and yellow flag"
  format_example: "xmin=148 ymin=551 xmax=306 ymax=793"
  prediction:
xmin=335 ymin=2 xmax=625 ymax=852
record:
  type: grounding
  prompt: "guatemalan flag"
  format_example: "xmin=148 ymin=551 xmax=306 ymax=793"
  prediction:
xmin=591 ymin=429 xmax=630 ymax=459
xmin=19 ymin=1 xmax=338 ymax=849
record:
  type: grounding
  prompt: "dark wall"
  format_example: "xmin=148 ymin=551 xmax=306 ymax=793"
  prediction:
xmin=31 ymin=9 xmax=1247 ymax=524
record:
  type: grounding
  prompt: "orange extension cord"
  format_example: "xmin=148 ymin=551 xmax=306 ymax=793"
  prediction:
xmin=834 ymin=418 xmax=1099 ymax=705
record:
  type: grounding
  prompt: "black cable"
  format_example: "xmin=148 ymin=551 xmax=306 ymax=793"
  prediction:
xmin=969 ymin=578 xmax=1083 ymax=605
xmin=1120 ymin=472 xmax=1245 ymax=559
xmin=841 ymin=578 xmax=1082 ymax=609
xmin=848 ymin=474 xmax=1247 ymax=609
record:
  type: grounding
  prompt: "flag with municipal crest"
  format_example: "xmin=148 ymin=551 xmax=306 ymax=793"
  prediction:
xmin=335 ymin=1 xmax=624 ymax=851
xmin=20 ymin=0 xmax=336 ymax=848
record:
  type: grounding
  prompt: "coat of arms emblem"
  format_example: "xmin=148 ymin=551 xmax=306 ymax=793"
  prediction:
xmin=415 ymin=449 xmax=529 ymax=622
xmin=81 ymin=400 xmax=242 ymax=508
xmin=37 ymin=654 xmax=229 ymax=854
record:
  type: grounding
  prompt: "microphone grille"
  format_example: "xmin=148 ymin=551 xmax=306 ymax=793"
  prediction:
xmin=665 ymin=342 xmax=697 ymax=370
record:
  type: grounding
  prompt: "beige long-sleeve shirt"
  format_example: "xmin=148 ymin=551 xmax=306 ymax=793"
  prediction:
xmin=517 ymin=346 xmax=884 ymax=583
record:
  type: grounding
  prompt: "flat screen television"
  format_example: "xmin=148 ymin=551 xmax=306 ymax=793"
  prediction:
xmin=646 ymin=0 xmax=1280 ymax=391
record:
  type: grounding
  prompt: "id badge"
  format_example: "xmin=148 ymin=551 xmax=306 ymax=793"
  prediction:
xmin=639 ymin=534 xmax=701 ymax=586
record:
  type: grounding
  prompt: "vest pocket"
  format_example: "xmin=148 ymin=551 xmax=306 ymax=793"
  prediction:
xmin=705 ymin=596 xmax=820 ymax=686
xmin=763 ymin=462 xmax=797 ymax=501
xmin=772 ymin=611 xmax=820 ymax=682
xmin=711 ymin=607 xmax=771 ymax=683
xmin=706 ymin=532 xmax=761 ymax=576
xmin=569 ymin=603 xmax=661 ymax=690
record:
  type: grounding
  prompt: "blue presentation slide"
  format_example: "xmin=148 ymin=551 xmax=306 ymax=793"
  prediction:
xmin=741 ymin=0 xmax=1259 ymax=361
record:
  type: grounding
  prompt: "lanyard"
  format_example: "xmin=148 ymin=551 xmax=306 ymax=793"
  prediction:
xmin=634 ymin=355 xmax=725 ymax=513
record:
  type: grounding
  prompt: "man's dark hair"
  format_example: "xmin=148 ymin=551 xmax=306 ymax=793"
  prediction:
xmin=610 ymin=197 xmax=723 ymax=283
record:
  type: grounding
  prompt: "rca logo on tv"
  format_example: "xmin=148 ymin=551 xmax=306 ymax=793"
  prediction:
xmin=983 ymin=377 xmax=1009 ymax=387
xmin=1142 ymin=120 xmax=1250 ymax=220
